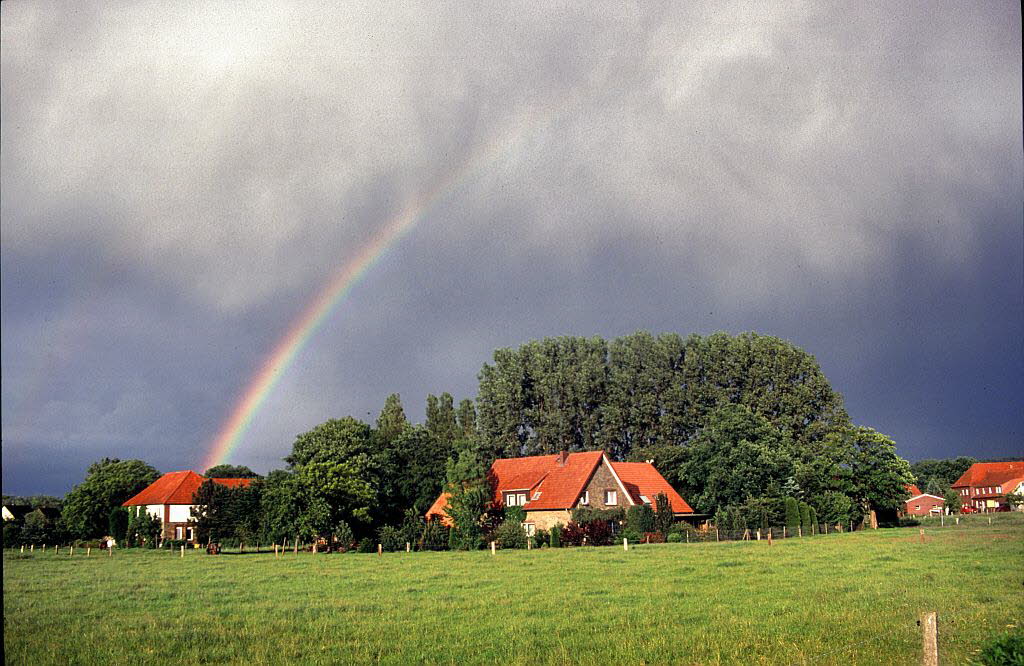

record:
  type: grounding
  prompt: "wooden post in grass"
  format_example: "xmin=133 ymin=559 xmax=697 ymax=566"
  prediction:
xmin=181 ymin=545 xmax=185 ymax=558
xmin=108 ymin=545 xmax=112 ymax=557
xmin=491 ymin=541 xmax=496 ymax=556
xmin=920 ymin=611 xmax=938 ymax=666
xmin=87 ymin=547 xmax=91 ymax=557
xmin=70 ymin=546 xmax=74 ymax=556
xmin=686 ymin=531 xmax=689 ymax=544
xmin=798 ymin=526 xmax=802 ymax=538
xmin=21 ymin=545 xmax=25 ymax=553
xmin=294 ymin=537 xmax=298 ymax=554
xmin=767 ymin=530 xmax=773 ymax=546
xmin=377 ymin=544 xmax=382 ymax=557
xmin=955 ymin=517 xmax=958 ymax=525
xmin=406 ymin=542 xmax=410 ymax=553
xmin=623 ymin=538 xmax=628 ymax=551
xmin=756 ymin=529 xmax=761 ymax=541
xmin=825 ymin=523 xmax=829 ymax=535
xmin=940 ymin=514 xmax=944 ymax=527
xmin=782 ymin=527 xmax=786 ymax=539
xmin=527 ymin=538 xmax=531 ymax=551
xmin=919 ymin=529 xmax=925 ymax=544
xmin=715 ymin=528 xmax=719 ymax=542
xmin=988 ymin=517 xmax=991 ymax=525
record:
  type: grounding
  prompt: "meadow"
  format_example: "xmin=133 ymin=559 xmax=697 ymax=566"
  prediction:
xmin=4 ymin=518 xmax=1022 ymax=665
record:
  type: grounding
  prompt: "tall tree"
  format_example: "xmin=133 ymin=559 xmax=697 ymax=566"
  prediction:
xmin=833 ymin=427 xmax=915 ymax=515
xmin=61 ymin=458 xmax=160 ymax=539
xmin=203 ymin=464 xmax=260 ymax=479
xmin=456 ymin=399 xmax=477 ymax=439
xmin=376 ymin=393 xmax=410 ymax=444
xmin=425 ymin=393 xmax=459 ymax=450
xmin=677 ymin=404 xmax=795 ymax=515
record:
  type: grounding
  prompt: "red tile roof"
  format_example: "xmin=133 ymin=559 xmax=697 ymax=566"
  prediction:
xmin=122 ymin=471 xmax=254 ymax=506
xmin=952 ymin=462 xmax=1024 ymax=489
xmin=426 ymin=492 xmax=453 ymax=526
xmin=906 ymin=484 xmax=922 ymax=497
xmin=425 ymin=451 xmax=693 ymax=520
xmin=611 ymin=462 xmax=693 ymax=514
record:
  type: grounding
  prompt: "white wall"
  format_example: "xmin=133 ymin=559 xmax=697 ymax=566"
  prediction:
xmin=168 ymin=505 xmax=193 ymax=523
xmin=145 ymin=504 xmax=163 ymax=520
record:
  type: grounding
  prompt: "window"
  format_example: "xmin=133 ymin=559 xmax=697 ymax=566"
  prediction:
xmin=506 ymin=492 xmax=526 ymax=506
xmin=175 ymin=526 xmax=183 ymax=540
xmin=523 ymin=523 xmax=535 ymax=536
xmin=914 ymin=505 xmax=921 ymax=511
xmin=640 ymin=495 xmax=650 ymax=504
xmin=605 ymin=490 xmax=617 ymax=505
xmin=580 ymin=491 xmax=589 ymax=505
xmin=186 ymin=527 xmax=194 ymax=542
xmin=533 ymin=491 xmax=542 ymax=500
xmin=997 ymin=486 xmax=1002 ymax=494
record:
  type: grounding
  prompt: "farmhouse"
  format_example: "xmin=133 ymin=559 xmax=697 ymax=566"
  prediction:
xmin=427 ymin=450 xmax=693 ymax=533
xmin=2 ymin=505 xmax=60 ymax=522
xmin=902 ymin=484 xmax=945 ymax=516
xmin=951 ymin=461 xmax=1024 ymax=513
xmin=122 ymin=470 xmax=254 ymax=542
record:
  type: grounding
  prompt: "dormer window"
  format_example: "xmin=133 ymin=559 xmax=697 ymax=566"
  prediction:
xmin=505 ymin=492 xmax=526 ymax=506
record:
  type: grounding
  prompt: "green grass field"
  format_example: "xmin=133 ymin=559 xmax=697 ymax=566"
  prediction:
xmin=4 ymin=519 xmax=1022 ymax=665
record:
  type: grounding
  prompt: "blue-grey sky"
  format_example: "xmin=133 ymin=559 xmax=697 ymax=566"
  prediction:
xmin=3 ymin=2 xmax=1022 ymax=496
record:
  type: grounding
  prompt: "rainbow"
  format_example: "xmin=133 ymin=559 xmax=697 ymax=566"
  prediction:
xmin=200 ymin=128 xmax=525 ymax=471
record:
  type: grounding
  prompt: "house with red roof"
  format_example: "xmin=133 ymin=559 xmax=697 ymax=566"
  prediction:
xmin=122 ymin=470 xmax=255 ymax=542
xmin=902 ymin=484 xmax=945 ymax=517
xmin=426 ymin=450 xmax=693 ymax=534
xmin=951 ymin=462 xmax=1024 ymax=513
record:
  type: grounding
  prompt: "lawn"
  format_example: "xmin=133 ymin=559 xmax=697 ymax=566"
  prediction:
xmin=4 ymin=519 xmax=1022 ymax=665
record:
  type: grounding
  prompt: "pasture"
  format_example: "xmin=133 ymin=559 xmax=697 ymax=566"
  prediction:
xmin=4 ymin=520 xmax=1022 ymax=665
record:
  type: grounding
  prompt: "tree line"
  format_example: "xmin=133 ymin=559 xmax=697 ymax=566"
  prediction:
xmin=4 ymin=330 xmax=976 ymax=549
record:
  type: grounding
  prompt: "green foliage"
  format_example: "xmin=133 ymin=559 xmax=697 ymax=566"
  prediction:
xmin=456 ymin=399 xmax=477 ymax=439
xmin=493 ymin=520 xmax=527 ymax=549
xmin=446 ymin=481 xmax=490 ymax=551
xmin=203 ymin=464 xmax=260 ymax=479
xmin=334 ymin=521 xmax=354 ymax=552
xmin=799 ymin=502 xmax=811 ymax=532
xmin=835 ymin=427 xmax=915 ymax=513
xmin=445 ymin=444 xmax=487 ymax=486
xmin=476 ymin=331 xmax=849 ymax=462
xmin=654 ymin=492 xmax=674 ymax=536
xmin=808 ymin=506 xmax=818 ymax=532
xmin=399 ymin=508 xmax=424 ymax=548
xmin=626 ymin=504 xmax=656 ymax=533
xmin=374 ymin=425 xmax=451 ymax=526
xmin=3 ymin=521 xmax=23 ymax=547
xmin=666 ymin=532 xmax=682 ymax=543
xmin=426 ymin=393 xmax=459 ymax=450
xmin=532 ymin=528 xmax=549 ymax=549
xmin=571 ymin=506 xmax=625 ymax=525
xmin=108 ymin=506 xmax=128 ymax=542
xmin=897 ymin=517 xmax=921 ymax=527
xmin=420 ymin=521 xmax=449 ymax=551
xmin=678 ymin=404 xmax=795 ymax=514
xmin=973 ymin=630 xmax=1024 ymax=666
xmin=356 ymin=537 xmax=375 ymax=553
xmin=620 ymin=527 xmax=641 ymax=544
xmin=815 ymin=491 xmax=855 ymax=525
xmin=61 ymin=458 xmax=160 ymax=539
xmin=504 ymin=505 xmax=526 ymax=524
xmin=784 ymin=497 xmax=800 ymax=531
xmin=560 ymin=522 xmax=586 ymax=546
xmin=549 ymin=524 xmax=561 ymax=548
xmin=910 ymin=457 xmax=976 ymax=488
xmin=1003 ymin=493 xmax=1024 ymax=509
xmin=285 ymin=417 xmax=374 ymax=469
xmin=377 ymin=525 xmax=404 ymax=552
xmin=124 ymin=507 xmax=160 ymax=547
xmin=191 ymin=480 xmax=262 ymax=545
xmin=944 ymin=487 xmax=962 ymax=513
xmin=376 ymin=393 xmax=410 ymax=444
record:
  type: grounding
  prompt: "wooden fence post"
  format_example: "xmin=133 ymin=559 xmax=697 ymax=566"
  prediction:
xmin=294 ymin=537 xmax=298 ymax=554
xmin=767 ymin=530 xmax=773 ymax=546
xmin=798 ymin=526 xmax=802 ymax=538
xmin=623 ymin=538 xmax=628 ymax=551
xmin=527 ymin=538 xmax=532 ymax=550
xmin=756 ymin=529 xmax=761 ymax=541
xmin=87 ymin=547 xmax=91 ymax=557
xmin=940 ymin=514 xmax=944 ymax=527
xmin=70 ymin=546 xmax=74 ymax=556
xmin=377 ymin=544 xmax=382 ymax=557
xmin=21 ymin=545 xmax=25 ymax=553
xmin=715 ymin=528 xmax=719 ymax=542
xmin=108 ymin=545 xmax=112 ymax=557
xmin=406 ymin=542 xmax=411 ymax=553
xmin=920 ymin=528 xmax=925 ymax=544
xmin=955 ymin=516 xmax=959 ymax=525
xmin=920 ymin=611 xmax=938 ymax=666
xmin=782 ymin=526 xmax=786 ymax=539
xmin=490 ymin=541 xmax=496 ymax=556
xmin=686 ymin=531 xmax=689 ymax=543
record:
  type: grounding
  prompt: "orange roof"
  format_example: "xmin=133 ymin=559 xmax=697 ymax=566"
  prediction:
xmin=122 ymin=471 xmax=255 ymax=506
xmin=611 ymin=462 xmax=693 ymax=514
xmin=952 ymin=462 xmax=1024 ymax=489
xmin=426 ymin=492 xmax=453 ymax=527
xmin=906 ymin=484 xmax=922 ymax=497
xmin=424 ymin=451 xmax=693 ymax=519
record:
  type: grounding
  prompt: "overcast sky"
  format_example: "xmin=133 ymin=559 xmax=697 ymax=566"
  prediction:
xmin=2 ymin=2 xmax=1021 ymax=496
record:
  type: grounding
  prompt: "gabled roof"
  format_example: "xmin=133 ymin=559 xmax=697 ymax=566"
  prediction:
xmin=906 ymin=484 xmax=922 ymax=497
xmin=2 ymin=505 xmax=33 ymax=520
xmin=426 ymin=492 xmax=453 ymax=527
xmin=426 ymin=451 xmax=694 ymax=521
xmin=611 ymin=462 xmax=693 ymax=514
xmin=122 ymin=471 xmax=255 ymax=506
xmin=952 ymin=462 xmax=1024 ymax=489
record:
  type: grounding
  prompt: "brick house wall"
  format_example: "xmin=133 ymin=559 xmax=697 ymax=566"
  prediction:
xmin=904 ymin=495 xmax=944 ymax=516
xmin=580 ymin=460 xmax=629 ymax=510
xmin=522 ymin=510 xmax=571 ymax=531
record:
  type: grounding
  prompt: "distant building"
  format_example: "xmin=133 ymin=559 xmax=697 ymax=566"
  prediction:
xmin=2 ymin=505 xmax=32 ymax=522
xmin=902 ymin=484 xmax=944 ymax=516
xmin=122 ymin=470 xmax=254 ymax=542
xmin=951 ymin=462 xmax=1024 ymax=513
xmin=427 ymin=450 xmax=693 ymax=534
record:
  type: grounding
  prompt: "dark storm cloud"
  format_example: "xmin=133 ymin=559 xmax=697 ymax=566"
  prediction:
xmin=2 ymin=2 xmax=1021 ymax=494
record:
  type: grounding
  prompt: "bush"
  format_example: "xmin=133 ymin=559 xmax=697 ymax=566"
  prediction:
xmin=654 ymin=493 xmax=674 ymax=536
xmin=504 ymin=505 xmax=526 ymax=524
xmin=808 ymin=506 xmax=818 ymax=533
xmin=532 ymin=528 xmax=549 ymax=549
xmin=642 ymin=532 xmax=665 ymax=544
xmin=334 ymin=521 xmax=355 ymax=552
xmin=583 ymin=520 xmax=612 ymax=546
xmin=620 ymin=528 xmax=642 ymax=544
xmin=666 ymin=533 xmax=682 ymax=543
xmin=561 ymin=522 xmax=586 ymax=546
xmin=572 ymin=506 xmax=625 ymax=525
xmin=549 ymin=525 xmax=561 ymax=548
xmin=3 ymin=522 xmax=23 ymax=548
xmin=799 ymin=502 xmax=811 ymax=534
xmin=898 ymin=517 xmax=921 ymax=527
xmin=784 ymin=497 xmax=800 ymax=532
xmin=493 ymin=520 xmax=527 ymax=549
xmin=378 ymin=525 xmax=404 ymax=552
xmin=974 ymin=630 xmax=1024 ymax=665
xmin=626 ymin=504 xmax=656 ymax=533
xmin=420 ymin=521 xmax=449 ymax=551
xmin=357 ymin=537 xmax=376 ymax=553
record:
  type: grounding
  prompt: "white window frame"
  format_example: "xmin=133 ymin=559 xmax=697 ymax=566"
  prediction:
xmin=186 ymin=527 xmax=194 ymax=541
xmin=523 ymin=523 xmax=536 ymax=536
xmin=580 ymin=491 xmax=589 ymax=506
xmin=605 ymin=490 xmax=617 ymax=505
xmin=532 ymin=491 xmax=542 ymax=500
xmin=175 ymin=526 xmax=183 ymax=540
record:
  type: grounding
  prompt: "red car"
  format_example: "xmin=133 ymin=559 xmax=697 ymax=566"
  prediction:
xmin=959 ymin=506 xmax=977 ymax=514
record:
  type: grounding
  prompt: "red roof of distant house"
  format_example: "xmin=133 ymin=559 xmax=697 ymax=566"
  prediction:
xmin=426 ymin=492 xmax=453 ymax=527
xmin=906 ymin=484 xmax=922 ymax=497
xmin=122 ymin=471 xmax=255 ymax=506
xmin=426 ymin=451 xmax=693 ymax=522
xmin=952 ymin=462 xmax=1024 ymax=489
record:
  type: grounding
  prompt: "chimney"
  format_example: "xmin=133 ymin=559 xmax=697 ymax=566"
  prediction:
xmin=557 ymin=450 xmax=569 ymax=466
